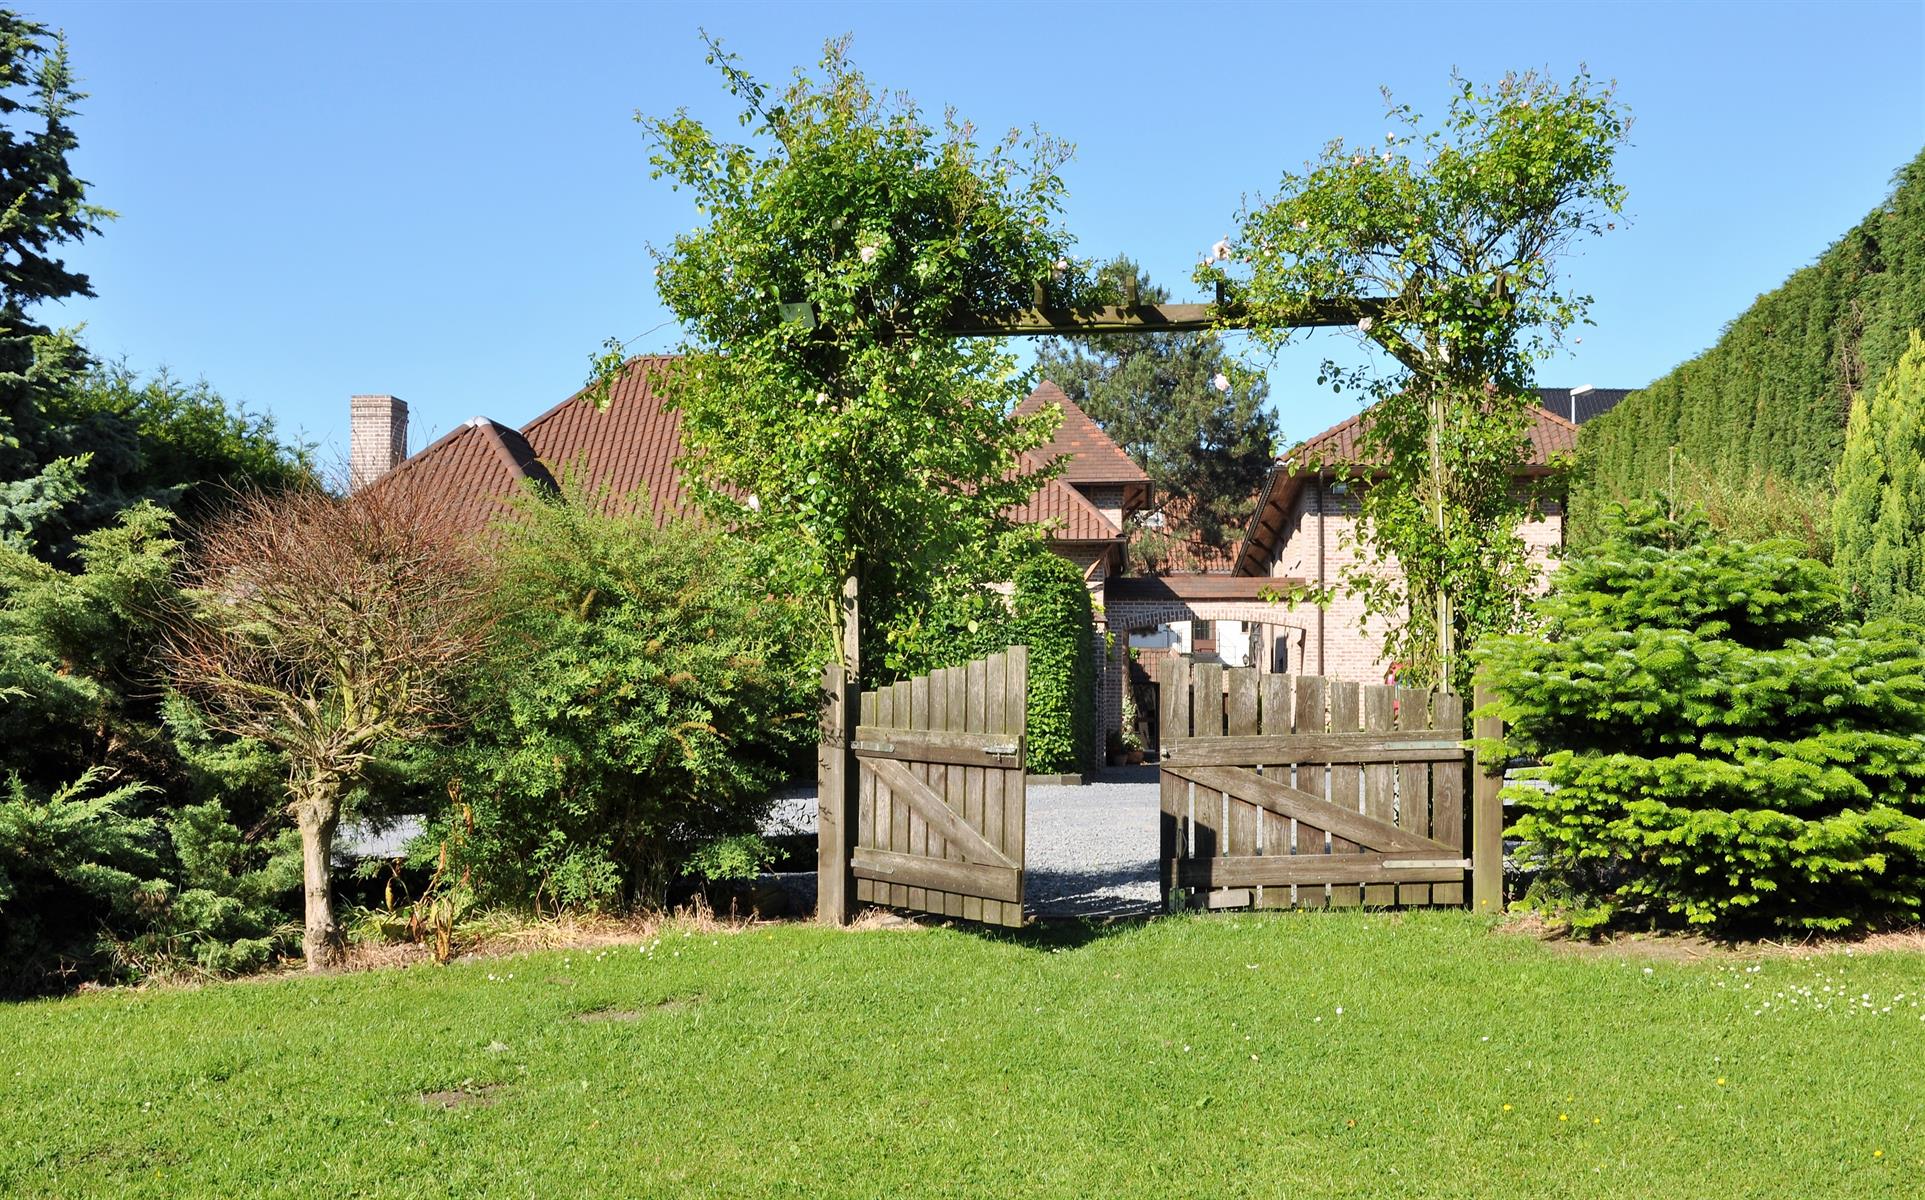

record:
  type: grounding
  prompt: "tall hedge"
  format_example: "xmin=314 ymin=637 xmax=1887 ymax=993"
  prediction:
xmin=1011 ymin=554 xmax=1095 ymax=775
xmin=1572 ymin=149 xmax=1925 ymax=538
xmin=1481 ymin=502 xmax=1925 ymax=934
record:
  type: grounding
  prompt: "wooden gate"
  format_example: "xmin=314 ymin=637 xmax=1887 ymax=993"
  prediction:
xmin=846 ymin=647 xmax=1028 ymax=927
xmin=1157 ymin=659 xmax=1467 ymax=910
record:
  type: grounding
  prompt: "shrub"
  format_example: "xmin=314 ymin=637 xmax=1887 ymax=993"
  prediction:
xmin=1011 ymin=553 xmax=1095 ymax=775
xmin=1479 ymin=501 xmax=1925 ymax=934
xmin=438 ymin=490 xmax=816 ymax=913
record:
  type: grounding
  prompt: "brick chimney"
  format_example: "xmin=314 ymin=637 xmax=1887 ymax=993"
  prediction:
xmin=349 ymin=394 xmax=408 ymax=489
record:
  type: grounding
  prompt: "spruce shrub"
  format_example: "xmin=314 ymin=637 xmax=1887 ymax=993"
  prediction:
xmin=1011 ymin=554 xmax=1095 ymax=775
xmin=1480 ymin=501 xmax=1925 ymax=934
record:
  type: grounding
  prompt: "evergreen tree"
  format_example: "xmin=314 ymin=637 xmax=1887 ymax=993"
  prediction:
xmin=0 ymin=12 xmax=113 ymax=548
xmin=1833 ymin=331 xmax=1925 ymax=621
xmin=1034 ymin=257 xmax=1275 ymax=550
xmin=1482 ymin=502 xmax=1925 ymax=934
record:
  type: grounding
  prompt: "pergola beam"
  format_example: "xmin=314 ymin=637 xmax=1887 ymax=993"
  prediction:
xmin=935 ymin=298 xmax=1388 ymax=339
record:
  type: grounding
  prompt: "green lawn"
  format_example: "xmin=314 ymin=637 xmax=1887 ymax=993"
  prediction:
xmin=3 ymin=912 xmax=1922 ymax=1198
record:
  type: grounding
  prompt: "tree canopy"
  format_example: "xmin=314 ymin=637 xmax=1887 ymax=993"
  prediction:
xmin=641 ymin=35 xmax=1075 ymax=676
xmin=1202 ymin=69 xmax=1629 ymax=691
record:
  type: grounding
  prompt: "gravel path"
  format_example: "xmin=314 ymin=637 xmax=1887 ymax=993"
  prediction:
xmin=1022 ymin=767 xmax=1161 ymax=917
xmin=766 ymin=769 xmax=1163 ymax=919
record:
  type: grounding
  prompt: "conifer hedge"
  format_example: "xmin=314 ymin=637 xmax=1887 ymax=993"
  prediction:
xmin=1571 ymin=150 xmax=1925 ymax=539
xmin=1480 ymin=502 xmax=1925 ymax=934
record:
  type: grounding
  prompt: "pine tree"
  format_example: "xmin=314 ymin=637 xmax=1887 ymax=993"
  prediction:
xmin=1034 ymin=257 xmax=1276 ymax=549
xmin=0 ymin=12 xmax=112 ymax=550
xmin=1833 ymin=332 xmax=1925 ymax=621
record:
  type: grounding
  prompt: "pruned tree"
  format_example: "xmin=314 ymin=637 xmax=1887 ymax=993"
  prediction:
xmin=165 ymin=482 xmax=489 ymax=969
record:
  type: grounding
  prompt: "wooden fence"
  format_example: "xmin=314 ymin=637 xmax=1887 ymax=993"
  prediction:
xmin=1158 ymin=660 xmax=1485 ymax=910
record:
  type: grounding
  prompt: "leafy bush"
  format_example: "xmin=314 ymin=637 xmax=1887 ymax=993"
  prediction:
xmin=437 ymin=490 xmax=816 ymax=912
xmin=1012 ymin=553 xmax=1095 ymax=775
xmin=1480 ymin=502 xmax=1925 ymax=934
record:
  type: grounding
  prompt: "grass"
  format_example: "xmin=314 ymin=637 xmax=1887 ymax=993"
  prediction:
xmin=3 ymin=910 xmax=1923 ymax=1198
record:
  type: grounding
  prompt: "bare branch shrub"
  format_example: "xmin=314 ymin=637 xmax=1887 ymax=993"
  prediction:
xmin=165 ymin=478 xmax=490 ymax=969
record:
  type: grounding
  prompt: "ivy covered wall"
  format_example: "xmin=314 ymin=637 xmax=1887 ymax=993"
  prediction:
xmin=1571 ymin=149 xmax=1925 ymax=538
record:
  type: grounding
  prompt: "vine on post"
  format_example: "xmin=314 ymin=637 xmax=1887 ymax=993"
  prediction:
xmin=1202 ymin=70 xmax=1630 ymax=692
xmin=639 ymin=34 xmax=1083 ymax=679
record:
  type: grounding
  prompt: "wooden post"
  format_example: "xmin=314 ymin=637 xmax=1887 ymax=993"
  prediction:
xmin=1470 ymin=681 xmax=1505 ymax=914
xmin=817 ymin=575 xmax=862 ymax=925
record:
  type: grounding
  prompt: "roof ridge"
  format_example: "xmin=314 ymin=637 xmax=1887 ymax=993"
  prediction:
xmin=520 ymin=353 xmax=679 ymax=438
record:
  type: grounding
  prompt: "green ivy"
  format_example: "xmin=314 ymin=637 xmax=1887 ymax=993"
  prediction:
xmin=1011 ymin=554 xmax=1095 ymax=776
xmin=1479 ymin=502 xmax=1925 ymax=934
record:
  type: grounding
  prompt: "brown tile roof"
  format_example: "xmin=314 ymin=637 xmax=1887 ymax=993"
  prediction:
xmin=1015 ymin=381 xmax=1150 ymax=485
xmin=1233 ymin=403 xmax=1578 ymax=575
xmin=1291 ymin=404 xmax=1577 ymax=473
xmin=1128 ymin=496 xmax=1243 ymax=575
xmin=1010 ymin=476 xmax=1122 ymax=542
xmin=517 ymin=355 xmax=696 ymax=524
xmin=376 ymin=359 xmax=1136 ymax=547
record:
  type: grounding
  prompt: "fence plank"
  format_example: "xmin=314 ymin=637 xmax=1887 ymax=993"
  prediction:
xmin=906 ymin=675 xmax=930 ymax=912
xmin=1158 ymin=731 xmax=1466 ymax=765
xmin=931 ymin=666 xmax=959 ymax=919
xmin=1256 ymin=673 xmax=1293 ymax=909
xmin=970 ymin=656 xmax=993 ymax=925
xmin=1001 ymin=646 xmax=1028 ymax=928
xmin=1362 ymin=685 xmax=1397 ymax=907
xmin=1226 ymin=669 xmax=1260 ymax=872
xmin=1190 ymin=662 xmax=1225 ymax=904
xmin=1292 ymin=674 xmax=1329 ymax=909
xmin=856 ymin=682 xmax=877 ymax=906
xmin=1158 ymin=657 xmax=1192 ymax=910
xmin=1180 ymin=854 xmax=1465 ymax=889
xmin=852 ymin=849 xmax=1023 ymax=905
xmin=1327 ymin=680 xmax=1363 ymax=907
xmin=1396 ymin=686 xmax=1432 ymax=907
xmin=1431 ymin=691 xmax=1465 ymax=906
xmin=1472 ymin=682 xmax=1505 ymax=914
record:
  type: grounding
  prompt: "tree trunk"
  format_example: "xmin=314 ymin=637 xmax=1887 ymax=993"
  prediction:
xmin=295 ymin=791 xmax=343 ymax=970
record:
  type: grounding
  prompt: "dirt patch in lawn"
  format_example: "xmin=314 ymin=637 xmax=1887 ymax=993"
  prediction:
xmin=575 ymin=993 xmax=706 ymax=1023
xmin=1500 ymin=913 xmax=1925 ymax=962
xmin=418 ymin=1082 xmax=507 ymax=1110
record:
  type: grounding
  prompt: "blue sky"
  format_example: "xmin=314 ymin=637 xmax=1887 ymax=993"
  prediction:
xmin=36 ymin=0 xmax=1925 ymax=465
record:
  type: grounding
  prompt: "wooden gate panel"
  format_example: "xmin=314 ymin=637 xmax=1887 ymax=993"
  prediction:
xmin=1160 ymin=663 xmax=1468 ymax=910
xmin=850 ymin=647 xmax=1026 ymax=927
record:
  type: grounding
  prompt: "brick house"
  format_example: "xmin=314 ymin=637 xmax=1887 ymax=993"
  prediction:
xmin=1229 ymin=403 xmax=1579 ymax=683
